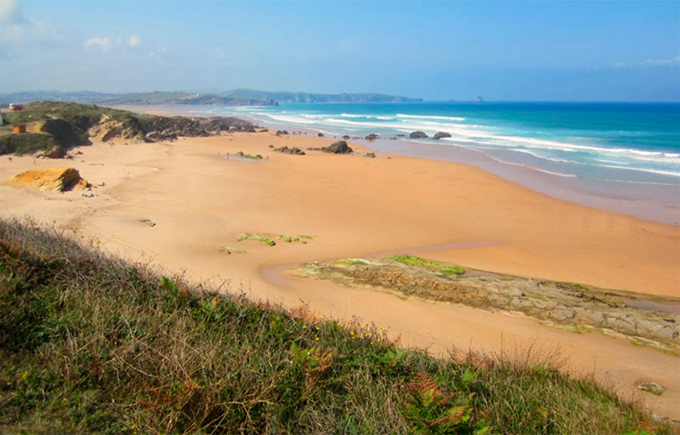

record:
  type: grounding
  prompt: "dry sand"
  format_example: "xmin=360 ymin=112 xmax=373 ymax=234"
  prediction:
xmin=1 ymin=131 xmax=679 ymax=420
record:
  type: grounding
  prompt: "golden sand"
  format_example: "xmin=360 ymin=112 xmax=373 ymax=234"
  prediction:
xmin=1 ymin=131 xmax=678 ymax=419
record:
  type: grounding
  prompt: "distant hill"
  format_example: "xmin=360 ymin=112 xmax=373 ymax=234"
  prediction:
xmin=0 ymin=91 xmax=276 ymax=107
xmin=0 ymin=91 xmax=118 ymax=104
xmin=221 ymin=88 xmax=422 ymax=103
xmin=100 ymin=91 xmax=278 ymax=107
xmin=0 ymin=89 xmax=422 ymax=106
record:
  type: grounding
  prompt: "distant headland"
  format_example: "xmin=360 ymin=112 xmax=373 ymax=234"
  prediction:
xmin=0 ymin=89 xmax=423 ymax=106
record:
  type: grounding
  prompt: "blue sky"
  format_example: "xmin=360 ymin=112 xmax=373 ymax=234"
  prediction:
xmin=1 ymin=0 xmax=679 ymax=101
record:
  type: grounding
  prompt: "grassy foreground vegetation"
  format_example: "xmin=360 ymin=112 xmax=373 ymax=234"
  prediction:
xmin=0 ymin=218 xmax=671 ymax=434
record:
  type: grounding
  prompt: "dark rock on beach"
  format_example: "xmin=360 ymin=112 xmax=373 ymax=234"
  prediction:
xmin=320 ymin=140 xmax=353 ymax=154
xmin=409 ymin=131 xmax=428 ymax=139
xmin=434 ymin=132 xmax=452 ymax=140
xmin=365 ymin=133 xmax=379 ymax=141
xmin=273 ymin=146 xmax=306 ymax=156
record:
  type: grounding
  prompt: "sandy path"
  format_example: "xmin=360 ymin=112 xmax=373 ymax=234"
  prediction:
xmin=0 ymin=131 xmax=678 ymax=420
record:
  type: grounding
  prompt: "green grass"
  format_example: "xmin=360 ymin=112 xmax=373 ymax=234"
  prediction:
xmin=0 ymin=218 xmax=673 ymax=434
xmin=0 ymin=132 xmax=59 ymax=156
xmin=389 ymin=254 xmax=466 ymax=276
xmin=2 ymin=101 xmax=131 ymax=129
xmin=217 ymin=246 xmax=247 ymax=254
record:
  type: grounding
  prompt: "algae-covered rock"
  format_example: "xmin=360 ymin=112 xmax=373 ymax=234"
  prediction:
xmin=638 ymin=382 xmax=664 ymax=396
xmin=273 ymin=146 xmax=306 ymax=155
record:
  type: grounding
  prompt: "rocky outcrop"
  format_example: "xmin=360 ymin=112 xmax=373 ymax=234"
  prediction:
xmin=297 ymin=258 xmax=680 ymax=352
xmin=409 ymin=131 xmax=428 ymax=139
xmin=433 ymin=132 xmax=452 ymax=140
xmin=4 ymin=167 xmax=89 ymax=192
xmin=91 ymin=114 xmax=255 ymax=143
xmin=273 ymin=146 xmax=306 ymax=155
xmin=0 ymin=102 xmax=257 ymax=157
xmin=365 ymin=133 xmax=379 ymax=141
xmin=311 ymin=140 xmax=353 ymax=154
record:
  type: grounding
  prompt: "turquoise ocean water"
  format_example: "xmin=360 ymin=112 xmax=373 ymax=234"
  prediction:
xmin=189 ymin=102 xmax=680 ymax=223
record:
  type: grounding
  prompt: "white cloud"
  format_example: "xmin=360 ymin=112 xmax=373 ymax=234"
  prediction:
xmin=129 ymin=34 xmax=141 ymax=48
xmin=0 ymin=0 xmax=19 ymax=24
xmin=83 ymin=34 xmax=142 ymax=53
xmin=84 ymin=37 xmax=112 ymax=51
xmin=1 ymin=1 xmax=64 ymax=61
xmin=643 ymin=56 xmax=680 ymax=66
xmin=149 ymin=46 xmax=168 ymax=59
xmin=209 ymin=47 xmax=227 ymax=59
xmin=612 ymin=56 xmax=680 ymax=69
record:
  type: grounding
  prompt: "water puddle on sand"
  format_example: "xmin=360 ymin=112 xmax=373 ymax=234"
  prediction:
xmin=222 ymin=156 xmax=262 ymax=162
xmin=621 ymin=298 xmax=680 ymax=315
xmin=259 ymin=263 xmax=299 ymax=289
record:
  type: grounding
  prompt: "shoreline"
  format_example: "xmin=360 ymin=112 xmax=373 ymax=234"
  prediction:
xmin=116 ymin=104 xmax=680 ymax=226
xmin=3 ymin=116 xmax=679 ymax=419
xmin=363 ymin=137 xmax=680 ymax=226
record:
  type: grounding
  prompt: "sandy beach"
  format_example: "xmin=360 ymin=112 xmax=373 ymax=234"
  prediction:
xmin=1 ymin=129 xmax=679 ymax=420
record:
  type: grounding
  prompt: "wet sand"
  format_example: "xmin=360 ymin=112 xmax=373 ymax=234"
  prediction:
xmin=1 ymin=130 xmax=678 ymax=419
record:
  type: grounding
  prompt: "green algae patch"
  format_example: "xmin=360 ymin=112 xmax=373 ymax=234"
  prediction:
xmin=389 ymin=254 xmax=465 ymax=276
xmin=235 ymin=151 xmax=263 ymax=160
xmin=236 ymin=233 xmax=277 ymax=246
xmin=218 ymin=246 xmax=247 ymax=254
xmin=236 ymin=233 xmax=315 ymax=247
